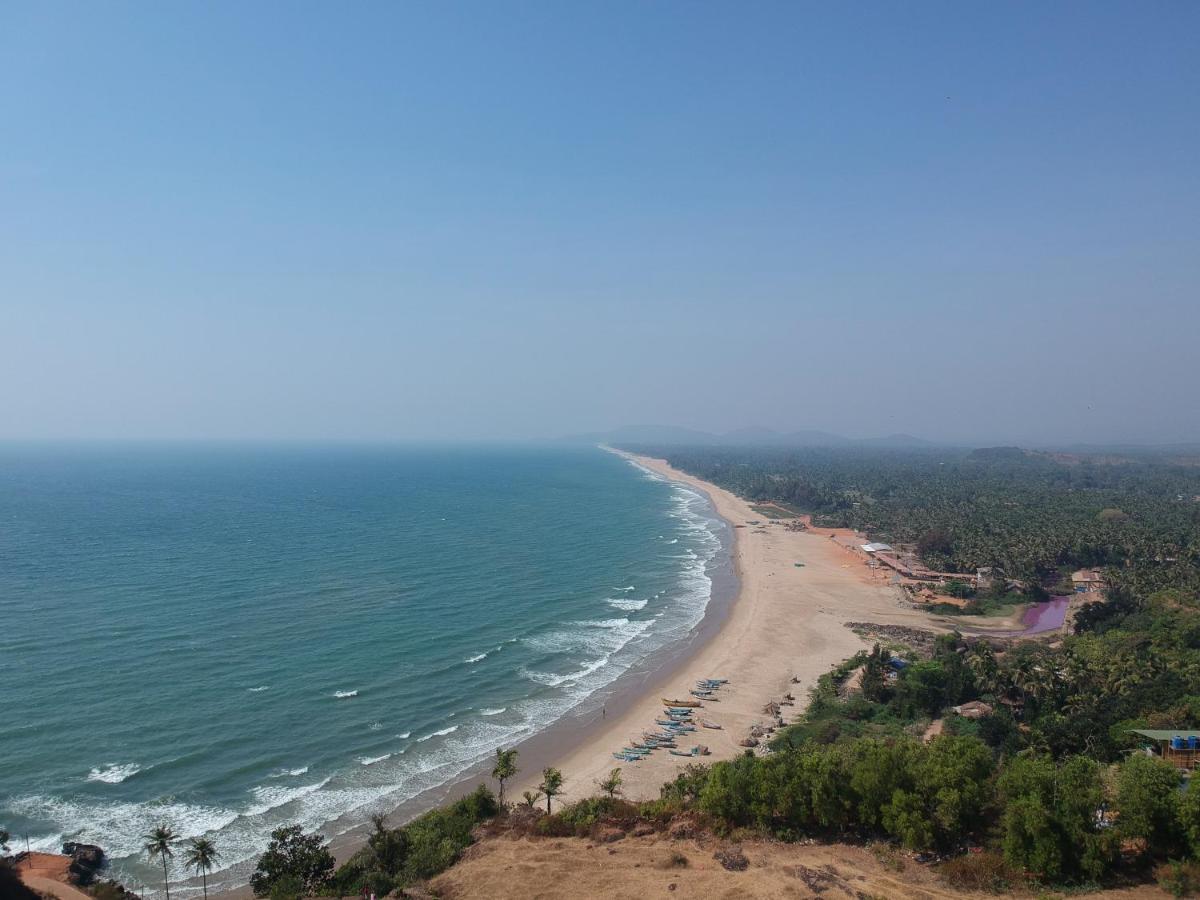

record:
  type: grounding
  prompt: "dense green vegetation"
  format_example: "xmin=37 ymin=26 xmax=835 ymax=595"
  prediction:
xmin=628 ymin=444 xmax=1200 ymax=586
xmin=320 ymin=786 xmax=497 ymax=898
xmin=13 ymin=446 xmax=1200 ymax=897
xmin=250 ymin=826 xmax=336 ymax=898
xmin=648 ymin=584 xmax=1200 ymax=888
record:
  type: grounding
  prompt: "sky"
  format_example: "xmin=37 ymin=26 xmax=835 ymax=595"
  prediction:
xmin=2 ymin=2 xmax=1197 ymax=446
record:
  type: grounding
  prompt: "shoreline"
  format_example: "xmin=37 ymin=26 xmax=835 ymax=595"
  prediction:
xmin=211 ymin=447 xmax=742 ymax=897
xmin=514 ymin=450 xmax=939 ymax=806
xmin=214 ymin=448 xmax=940 ymax=896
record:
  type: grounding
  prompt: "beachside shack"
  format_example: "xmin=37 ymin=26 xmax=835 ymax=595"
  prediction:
xmin=1131 ymin=729 xmax=1200 ymax=769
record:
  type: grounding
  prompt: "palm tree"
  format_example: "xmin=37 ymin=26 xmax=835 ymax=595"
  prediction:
xmin=520 ymin=790 xmax=541 ymax=809
xmin=597 ymin=768 xmax=622 ymax=800
xmin=491 ymin=748 xmax=520 ymax=808
xmin=184 ymin=837 xmax=218 ymax=900
xmin=143 ymin=825 xmax=177 ymax=900
xmin=539 ymin=767 xmax=564 ymax=814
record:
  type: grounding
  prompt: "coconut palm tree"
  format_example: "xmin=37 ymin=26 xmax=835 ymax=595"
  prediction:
xmin=597 ymin=768 xmax=622 ymax=800
xmin=143 ymin=825 xmax=177 ymax=900
xmin=539 ymin=767 xmax=564 ymax=814
xmin=184 ymin=837 xmax=218 ymax=900
xmin=491 ymin=748 xmax=520 ymax=808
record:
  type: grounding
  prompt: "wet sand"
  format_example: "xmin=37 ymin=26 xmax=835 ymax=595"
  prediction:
xmin=510 ymin=450 xmax=940 ymax=805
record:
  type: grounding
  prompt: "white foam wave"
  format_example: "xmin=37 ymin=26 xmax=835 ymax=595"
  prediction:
xmin=521 ymin=656 xmax=611 ymax=687
xmin=86 ymin=763 xmax=142 ymax=784
xmin=397 ymin=731 xmax=411 ymax=739
xmin=464 ymin=652 xmax=488 ymax=663
xmin=606 ymin=597 xmax=648 ymax=611
xmin=368 ymin=722 xmax=383 ymax=731
xmin=416 ymin=725 xmax=458 ymax=742
xmin=15 ymin=451 xmax=728 ymax=892
xmin=523 ymin=615 xmax=653 ymax=658
xmin=7 ymin=794 xmax=242 ymax=867
xmin=248 ymin=685 xmax=270 ymax=693
xmin=358 ymin=754 xmax=392 ymax=766
xmin=333 ymin=689 xmax=358 ymax=699
xmin=480 ymin=707 xmax=506 ymax=716
xmin=615 ymin=585 xmax=635 ymax=592
xmin=246 ymin=778 xmax=331 ymax=817
xmin=578 ymin=616 xmax=625 ymax=628
xmin=268 ymin=766 xmax=309 ymax=778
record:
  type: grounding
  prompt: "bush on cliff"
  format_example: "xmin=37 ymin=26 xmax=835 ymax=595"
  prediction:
xmin=326 ymin=785 xmax=497 ymax=894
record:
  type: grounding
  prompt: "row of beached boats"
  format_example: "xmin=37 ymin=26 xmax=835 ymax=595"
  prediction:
xmin=611 ymin=679 xmax=728 ymax=762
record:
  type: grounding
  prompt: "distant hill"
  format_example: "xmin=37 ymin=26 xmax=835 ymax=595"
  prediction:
xmin=558 ymin=425 xmax=937 ymax=449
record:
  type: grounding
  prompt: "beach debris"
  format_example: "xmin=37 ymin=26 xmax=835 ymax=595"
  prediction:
xmin=739 ymin=737 xmax=759 ymax=748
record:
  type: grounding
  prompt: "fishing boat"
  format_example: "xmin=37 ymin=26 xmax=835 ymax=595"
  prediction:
xmin=690 ymin=690 xmax=714 ymax=698
xmin=701 ymin=720 xmax=722 ymax=729
xmin=663 ymin=698 xmax=702 ymax=708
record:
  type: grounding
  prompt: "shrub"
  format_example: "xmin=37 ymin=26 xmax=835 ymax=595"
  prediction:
xmin=1116 ymin=754 xmax=1184 ymax=855
xmin=534 ymin=797 xmax=640 ymax=838
xmin=250 ymin=826 xmax=335 ymax=898
xmin=657 ymin=764 xmax=710 ymax=807
xmin=1158 ymin=860 xmax=1200 ymax=898
xmin=938 ymin=851 xmax=1020 ymax=893
xmin=327 ymin=785 xmax=498 ymax=891
xmin=660 ymin=850 xmax=689 ymax=869
xmin=713 ymin=846 xmax=749 ymax=871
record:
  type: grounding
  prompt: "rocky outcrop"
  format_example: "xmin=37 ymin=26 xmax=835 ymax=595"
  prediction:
xmin=62 ymin=843 xmax=105 ymax=885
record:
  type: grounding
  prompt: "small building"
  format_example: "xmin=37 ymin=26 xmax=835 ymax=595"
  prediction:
xmin=861 ymin=542 xmax=893 ymax=554
xmin=1072 ymin=569 xmax=1105 ymax=593
xmin=952 ymin=701 xmax=994 ymax=719
xmin=1130 ymin=729 xmax=1200 ymax=769
xmin=976 ymin=566 xmax=1003 ymax=589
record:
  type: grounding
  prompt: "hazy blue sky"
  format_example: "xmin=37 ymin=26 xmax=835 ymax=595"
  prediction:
xmin=2 ymin=2 xmax=1197 ymax=445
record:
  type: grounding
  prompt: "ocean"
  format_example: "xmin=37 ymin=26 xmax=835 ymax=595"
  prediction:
xmin=0 ymin=444 xmax=726 ymax=893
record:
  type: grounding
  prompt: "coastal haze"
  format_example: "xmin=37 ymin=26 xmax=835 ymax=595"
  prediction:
xmin=2 ymin=3 xmax=1198 ymax=448
xmin=4 ymin=4 xmax=1200 ymax=900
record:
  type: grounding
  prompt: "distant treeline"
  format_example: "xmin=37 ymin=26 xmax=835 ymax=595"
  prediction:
xmin=623 ymin=444 xmax=1200 ymax=589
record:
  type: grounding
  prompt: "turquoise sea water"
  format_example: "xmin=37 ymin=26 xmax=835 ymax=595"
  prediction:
xmin=0 ymin=445 xmax=724 ymax=892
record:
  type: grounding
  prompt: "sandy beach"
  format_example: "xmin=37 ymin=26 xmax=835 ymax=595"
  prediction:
xmin=514 ymin=451 xmax=942 ymax=805
xmin=215 ymin=449 xmax=944 ymax=897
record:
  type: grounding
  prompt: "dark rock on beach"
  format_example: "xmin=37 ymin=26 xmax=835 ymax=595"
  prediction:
xmin=62 ymin=843 xmax=105 ymax=885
